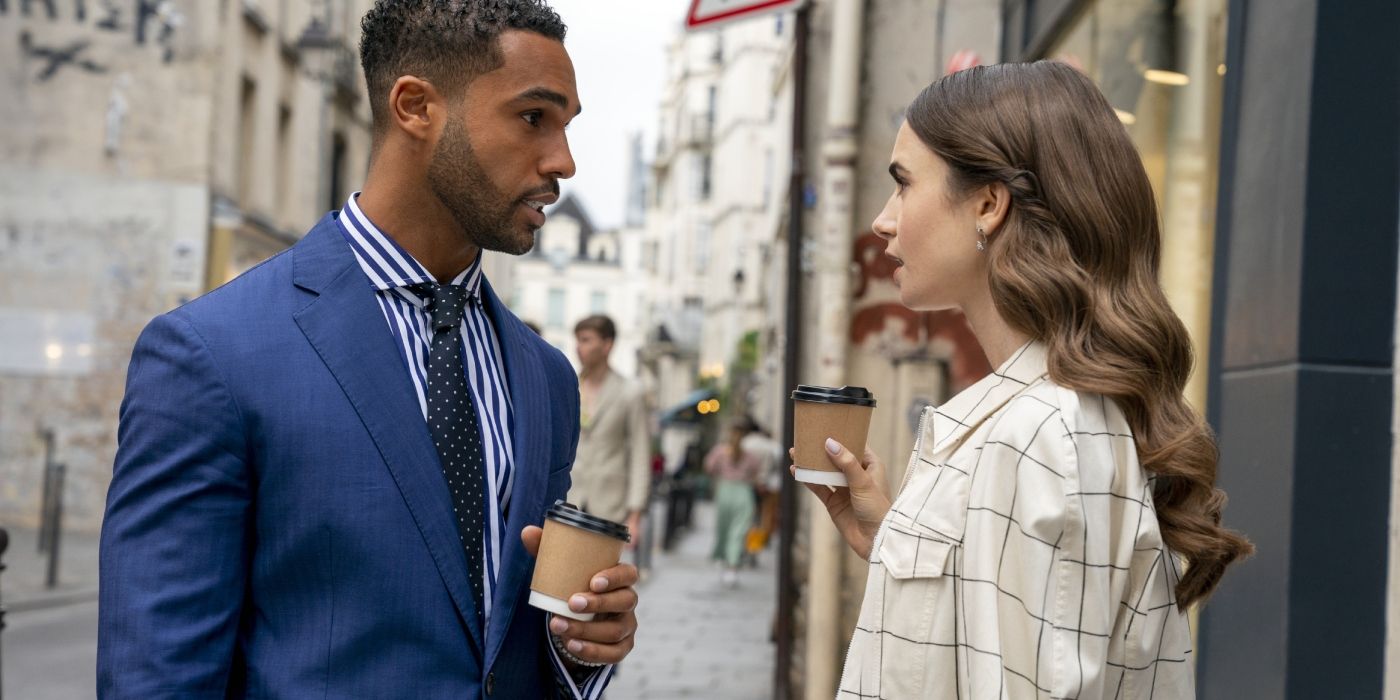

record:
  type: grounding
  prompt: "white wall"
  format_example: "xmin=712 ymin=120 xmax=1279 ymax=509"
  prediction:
xmin=0 ymin=168 xmax=209 ymax=529
xmin=510 ymin=224 xmax=646 ymax=380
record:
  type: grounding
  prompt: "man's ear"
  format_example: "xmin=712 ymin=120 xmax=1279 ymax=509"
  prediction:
xmin=386 ymin=75 xmax=445 ymax=145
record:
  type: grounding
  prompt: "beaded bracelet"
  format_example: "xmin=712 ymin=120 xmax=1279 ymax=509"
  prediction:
xmin=548 ymin=614 xmax=606 ymax=668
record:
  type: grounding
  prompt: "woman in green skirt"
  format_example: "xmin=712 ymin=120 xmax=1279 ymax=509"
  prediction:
xmin=704 ymin=420 xmax=763 ymax=587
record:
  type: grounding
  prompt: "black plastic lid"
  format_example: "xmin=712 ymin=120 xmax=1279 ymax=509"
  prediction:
xmin=790 ymin=385 xmax=876 ymax=407
xmin=544 ymin=501 xmax=631 ymax=543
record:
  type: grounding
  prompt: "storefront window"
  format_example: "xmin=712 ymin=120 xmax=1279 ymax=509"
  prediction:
xmin=1049 ymin=0 xmax=1229 ymax=411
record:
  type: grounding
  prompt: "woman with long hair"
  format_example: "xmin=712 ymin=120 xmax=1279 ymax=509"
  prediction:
xmin=800 ymin=61 xmax=1252 ymax=698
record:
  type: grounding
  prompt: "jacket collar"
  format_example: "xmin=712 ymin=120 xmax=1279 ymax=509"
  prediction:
xmin=919 ymin=340 xmax=1049 ymax=460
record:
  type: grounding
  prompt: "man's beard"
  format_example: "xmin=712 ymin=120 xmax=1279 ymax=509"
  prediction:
xmin=427 ymin=119 xmax=536 ymax=256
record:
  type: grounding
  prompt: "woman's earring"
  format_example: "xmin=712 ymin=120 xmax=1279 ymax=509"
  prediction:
xmin=976 ymin=226 xmax=987 ymax=252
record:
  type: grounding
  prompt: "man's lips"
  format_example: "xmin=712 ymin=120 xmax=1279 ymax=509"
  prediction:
xmin=519 ymin=188 xmax=558 ymax=227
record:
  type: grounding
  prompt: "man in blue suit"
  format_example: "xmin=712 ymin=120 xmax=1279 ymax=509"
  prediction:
xmin=97 ymin=2 xmax=638 ymax=697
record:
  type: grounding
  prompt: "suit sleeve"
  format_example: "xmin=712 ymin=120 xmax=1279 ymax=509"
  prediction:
xmin=623 ymin=386 xmax=652 ymax=514
xmin=98 ymin=313 xmax=252 ymax=699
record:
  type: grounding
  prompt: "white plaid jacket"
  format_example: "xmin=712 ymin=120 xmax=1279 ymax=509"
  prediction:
xmin=839 ymin=342 xmax=1194 ymax=699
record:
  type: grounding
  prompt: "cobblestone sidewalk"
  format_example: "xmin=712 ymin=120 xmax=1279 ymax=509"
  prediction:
xmin=608 ymin=501 xmax=777 ymax=699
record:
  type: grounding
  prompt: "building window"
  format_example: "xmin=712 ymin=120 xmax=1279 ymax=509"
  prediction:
xmin=705 ymin=85 xmax=718 ymax=148
xmin=548 ymin=288 xmax=566 ymax=329
xmin=700 ymin=154 xmax=711 ymax=201
xmin=237 ymin=76 xmax=257 ymax=206
xmin=643 ymin=241 xmax=659 ymax=274
xmin=328 ymin=132 xmax=347 ymax=212
xmin=276 ymin=104 xmax=292 ymax=220
xmin=695 ymin=223 xmax=712 ymax=275
xmin=591 ymin=290 xmax=607 ymax=313
xmin=762 ymin=148 xmax=773 ymax=207
xmin=1047 ymin=0 xmax=1227 ymax=409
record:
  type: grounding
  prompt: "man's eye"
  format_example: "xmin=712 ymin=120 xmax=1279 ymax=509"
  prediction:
xmin=523 ymin=111 xmax=542 ymax=127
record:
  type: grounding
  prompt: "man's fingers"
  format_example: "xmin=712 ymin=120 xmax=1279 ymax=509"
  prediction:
xmin=550 ymin=614 xmax=635 ymax=645
xmin=589 ymin=563 xmax=639 ymax=592
xmin=568 ymin=587 xmax=639 ymax=615
xmin=562 ymin=634 xmax=635 ymax=665
xmin=520 ymin=525 xmax=542 ymax=558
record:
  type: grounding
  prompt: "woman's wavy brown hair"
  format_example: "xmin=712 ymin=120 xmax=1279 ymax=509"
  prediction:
xmin=906 ymin=61 xmax=1252 ymax=606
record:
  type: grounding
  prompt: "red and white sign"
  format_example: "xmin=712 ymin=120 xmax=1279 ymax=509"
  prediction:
xmin=944 ymin=49 xmax=982 ymax=75
xmin=685 ymin=0 xmax=804 ymax=30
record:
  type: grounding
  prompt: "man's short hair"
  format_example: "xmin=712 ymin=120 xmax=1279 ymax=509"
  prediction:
xmin=359 ymin=0 xmax=567 ymax=134
xmin=574 ymin=315 xmax=616 ymax=342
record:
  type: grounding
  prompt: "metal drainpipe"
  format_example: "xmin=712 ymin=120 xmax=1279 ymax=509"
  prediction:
xmin=804 ymin=0 xmax=865 ymax=698
xmin=774 ymin=3 xmax=809 ymax=698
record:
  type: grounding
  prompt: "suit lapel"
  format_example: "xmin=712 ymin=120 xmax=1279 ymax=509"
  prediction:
xmin=290 ymin=217 xmax=485 ymax=650
xmin=478 ymin=277 xmax=552 ymax=670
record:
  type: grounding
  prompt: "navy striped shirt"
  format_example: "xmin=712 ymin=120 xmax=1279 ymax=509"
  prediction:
xmin=336 ymin=195 xmax=610 ymax=699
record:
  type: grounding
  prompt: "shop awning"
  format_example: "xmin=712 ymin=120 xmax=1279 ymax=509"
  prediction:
xmin=657 ymin=388 xmax=719 ymax=426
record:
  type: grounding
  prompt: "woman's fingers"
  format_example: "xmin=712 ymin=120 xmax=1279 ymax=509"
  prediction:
xmin=860 ymin=446 xmax=888 ymax=481
xmin=823 ymin=439 xmax=870 ymax=486
xmin=790 ymin=465 xmax=839 ymax=508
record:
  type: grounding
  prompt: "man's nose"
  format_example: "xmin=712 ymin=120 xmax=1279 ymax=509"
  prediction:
xmin=542 ymin=134 xmax=576 ymax=180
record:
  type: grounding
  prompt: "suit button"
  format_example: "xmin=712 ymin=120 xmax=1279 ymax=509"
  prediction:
xmin=486 ymin=671 xmax=495 ymax=696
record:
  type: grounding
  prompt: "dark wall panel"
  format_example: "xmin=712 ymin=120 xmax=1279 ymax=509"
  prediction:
xmin=1198 ymin=368 xmax=1297 ymax=700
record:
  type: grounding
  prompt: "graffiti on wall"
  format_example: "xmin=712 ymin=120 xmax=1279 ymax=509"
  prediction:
xmin=850 ymin=230 xmax=990 ymax=391
xmin=5 ymin=0 xmax=184 ymax=81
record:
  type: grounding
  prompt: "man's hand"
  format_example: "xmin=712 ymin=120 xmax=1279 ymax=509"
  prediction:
xmin=522 ymin=526 xmax=639 ymax=666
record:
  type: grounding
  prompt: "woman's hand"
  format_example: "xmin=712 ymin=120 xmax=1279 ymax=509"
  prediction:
xmin=791 ymin=439 xmax=892 ymax=560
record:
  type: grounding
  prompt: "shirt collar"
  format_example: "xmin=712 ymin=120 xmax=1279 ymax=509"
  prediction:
xmin=337 ymin=193 xmax=485 ymax=303
xmin=921 ymin=340 xmax=1050 ymax=458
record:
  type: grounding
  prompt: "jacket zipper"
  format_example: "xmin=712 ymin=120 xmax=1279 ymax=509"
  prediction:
xmin=836 ymin=404 xmax=934 ymax=694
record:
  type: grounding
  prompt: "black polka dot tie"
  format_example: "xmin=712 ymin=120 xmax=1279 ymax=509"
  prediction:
xmin=411 ymin=282 xmax=487 ymax=627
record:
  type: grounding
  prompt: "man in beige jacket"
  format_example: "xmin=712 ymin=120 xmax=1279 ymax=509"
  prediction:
xmin=568 ymin=315 xmax=651 ymax=542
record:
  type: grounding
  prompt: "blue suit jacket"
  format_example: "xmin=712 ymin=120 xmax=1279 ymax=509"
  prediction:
xmin=98 ymin=214 xmax=580 ymax=698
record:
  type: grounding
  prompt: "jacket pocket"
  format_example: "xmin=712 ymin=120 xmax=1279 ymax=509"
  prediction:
xmin=889 ymin=449 xmax=975 ymax=547
xmin=877 ymin=515 xmax=955 ymax=579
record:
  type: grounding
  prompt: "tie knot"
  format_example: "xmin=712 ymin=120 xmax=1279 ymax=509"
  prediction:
xmin=411 ymin=283 xmax=469 ymax=332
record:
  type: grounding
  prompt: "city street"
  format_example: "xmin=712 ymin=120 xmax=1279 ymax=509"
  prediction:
xmin=4 ymin=0 xmax=1384 ymax=694
xmin=610 ymin=502 xmax=777 ymax=699
xmin=3 ymin=600 xmax=98 ymax=700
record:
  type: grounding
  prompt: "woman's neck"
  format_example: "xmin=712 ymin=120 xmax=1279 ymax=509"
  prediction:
xmin=961 ymin=287 xmax=1031 ymax=370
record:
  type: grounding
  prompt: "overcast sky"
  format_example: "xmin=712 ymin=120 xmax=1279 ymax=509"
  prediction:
xmin=545 ymin=0 xmax=692 ymax=230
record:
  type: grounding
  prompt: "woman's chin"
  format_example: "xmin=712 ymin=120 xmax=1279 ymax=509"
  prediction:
xmin=899 ymin=290 xmax=955 ymax=313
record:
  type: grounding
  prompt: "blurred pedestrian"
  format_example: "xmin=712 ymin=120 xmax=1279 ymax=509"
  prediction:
xmin=704 ymin=419 xmax=762 ymax=587
xmin=739 ymin=421 xmax=781 ymax=558
xmin=568 ymin=315 xmax=652 ymax=545
xmin=802 ymin=62 xmax=1252 ymax=698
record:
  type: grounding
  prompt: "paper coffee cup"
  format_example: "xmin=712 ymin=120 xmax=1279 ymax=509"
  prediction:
xmin=790 ymin=385 xmax=877 ymax=487
xmin=529 ymin=501 xmax=631 ymax=622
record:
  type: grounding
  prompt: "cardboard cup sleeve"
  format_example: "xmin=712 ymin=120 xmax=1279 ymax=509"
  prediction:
xmin=790 ymin=385 xmax=876 ymax=488
xmin=529 ymin=502 xmax=630 ymax=622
